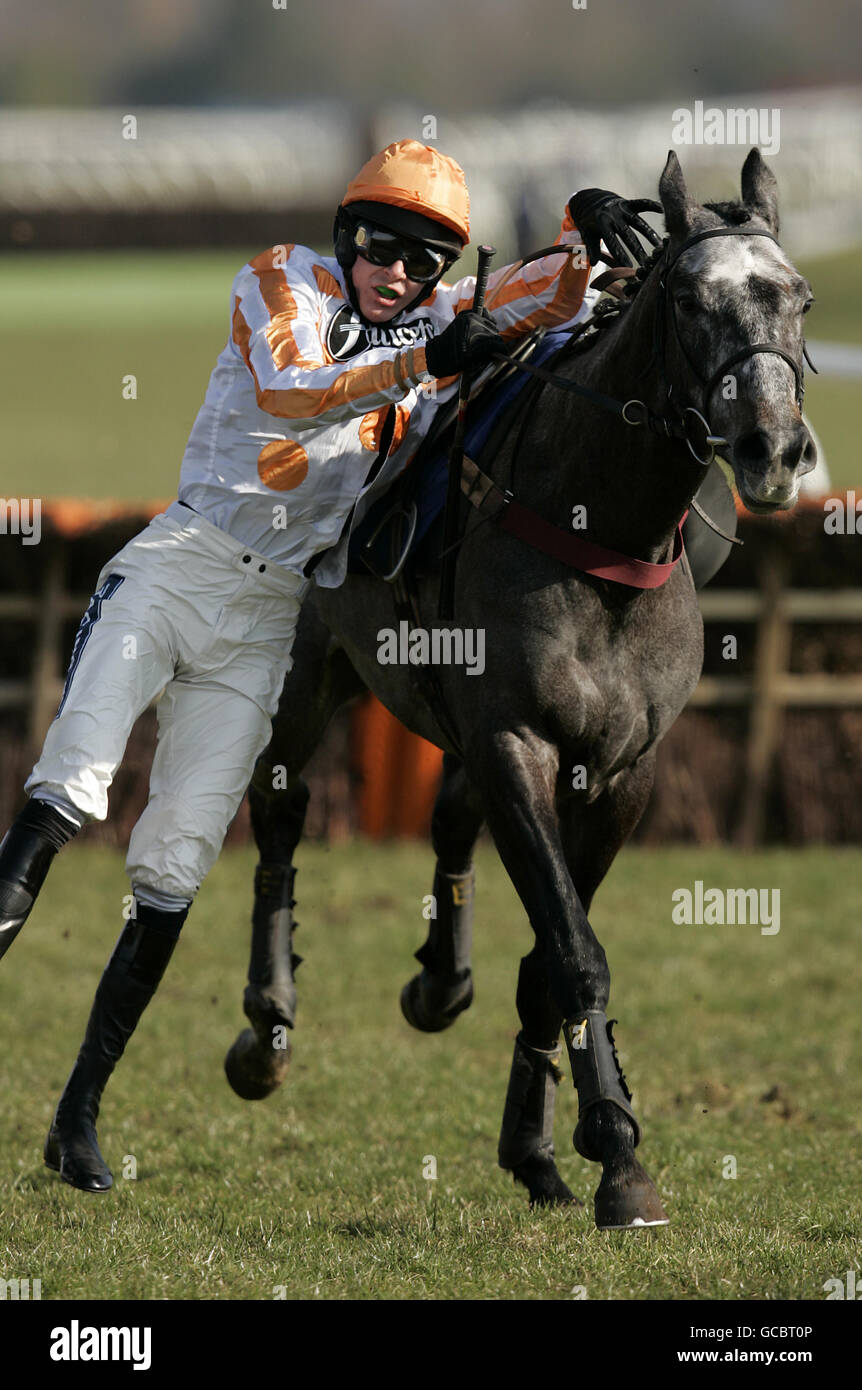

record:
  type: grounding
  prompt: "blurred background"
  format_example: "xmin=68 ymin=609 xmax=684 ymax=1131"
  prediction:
xmin=1 ymin=0 xmax=861 ymax=845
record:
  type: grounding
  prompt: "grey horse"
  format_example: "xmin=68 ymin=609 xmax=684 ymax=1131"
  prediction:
xmin=225 ymin=150 xmax=815 ymax=1229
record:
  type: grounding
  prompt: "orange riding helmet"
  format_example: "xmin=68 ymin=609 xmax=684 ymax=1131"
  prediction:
xmin=334 ymin=139 xmax=471 ymax=313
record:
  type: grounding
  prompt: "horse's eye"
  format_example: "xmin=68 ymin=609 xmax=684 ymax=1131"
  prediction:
xmin=802 ymin=298 xmax=814 ymax=315
xmin=674 ymin=294 xmax=699 ymax=313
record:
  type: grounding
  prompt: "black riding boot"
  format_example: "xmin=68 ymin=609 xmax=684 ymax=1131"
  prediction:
xmin=0 ymin=799 xmax=79 ymax=961
xmin=44 ymin=903 xmax=186 ymax=1192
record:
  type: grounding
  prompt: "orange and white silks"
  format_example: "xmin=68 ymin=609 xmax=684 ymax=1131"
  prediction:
xmin=176 ymin=207 xmax=597 ymax=588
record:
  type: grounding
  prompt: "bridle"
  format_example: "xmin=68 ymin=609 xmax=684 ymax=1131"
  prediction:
xmin=651 ymin=225 xmax=813 ymax=459
xmin=489 ymin=224 xmax=815 ymax=472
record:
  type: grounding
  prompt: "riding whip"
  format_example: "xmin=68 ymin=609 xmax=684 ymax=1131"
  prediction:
xmin=437 ymin=244 xmax=496 ymax=620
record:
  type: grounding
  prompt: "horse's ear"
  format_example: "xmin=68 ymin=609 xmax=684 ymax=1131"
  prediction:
xmin=741 ymin=148 xmax=779 ymax=234
xmin=659 ymin=150 xmax=695 ymax=238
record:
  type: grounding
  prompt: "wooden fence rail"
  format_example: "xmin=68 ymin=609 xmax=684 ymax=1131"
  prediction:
xmin=2 ymin=534 xmax=861 ymax=843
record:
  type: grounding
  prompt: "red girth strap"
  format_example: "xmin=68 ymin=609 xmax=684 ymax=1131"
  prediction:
xmin=461 ymin=454 xmax=687 ymax=591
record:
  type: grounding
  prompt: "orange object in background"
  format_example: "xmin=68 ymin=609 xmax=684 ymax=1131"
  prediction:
xmin=352 ymin=694 xmax=444 ymax=837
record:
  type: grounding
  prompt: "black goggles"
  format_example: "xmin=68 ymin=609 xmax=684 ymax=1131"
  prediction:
xmin=352 ymin=221 xmax=453 ymax=282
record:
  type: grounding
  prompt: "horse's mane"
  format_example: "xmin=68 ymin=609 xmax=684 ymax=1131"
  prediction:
xmin=563 ymin=198 xmax=758 ymax=359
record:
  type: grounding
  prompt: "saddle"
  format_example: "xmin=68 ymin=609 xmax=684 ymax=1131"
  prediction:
xmin=347 ymin=327 xmax=556 ymax=582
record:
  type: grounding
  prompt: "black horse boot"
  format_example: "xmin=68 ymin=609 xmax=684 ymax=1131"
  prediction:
xmin=44 ymin=902 xmax=186 ymax=1192
xmin=224 ymin=862 xmax=300 ymax=1100
xmin=564 ymin=1010 xmax=668 ymax=1229
xmin=498 ymin=1032 xmax=577 ymax=1207
xmin=0 ymin=799 xmax=79 ymax=961
xmin=563 ymin=1011 xmax=640 ymax=1160
xmin=400 ymin=866 xmax=474 ymax=1032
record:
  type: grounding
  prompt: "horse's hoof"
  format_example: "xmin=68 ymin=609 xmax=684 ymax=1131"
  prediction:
xmin=511 ymin=1153 xmax=581 ymax=1208
xmin=224 ymin=1027 xmax=291 ymax=1101
xmin=44 ymin=1125 xmax=113 ymax=1192
xmin=400 ymin=970 xmax=473 ymax=1033
xmin=593 ymin=1167 xmax=669 ymax=1230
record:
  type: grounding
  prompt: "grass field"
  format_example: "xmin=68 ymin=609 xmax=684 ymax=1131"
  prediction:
xmin=0 ymin=246 xmax=859 ymax=502
xmin=0 ymin=841 xmax=859 ymax=1301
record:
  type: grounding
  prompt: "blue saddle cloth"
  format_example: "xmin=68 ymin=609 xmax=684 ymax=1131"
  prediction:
xmin=348 ymin=331 xmax=571 ymax=575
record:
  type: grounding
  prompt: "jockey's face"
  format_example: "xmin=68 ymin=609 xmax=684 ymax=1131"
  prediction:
xmin=350 ymin=250 xmax=425 ymax=323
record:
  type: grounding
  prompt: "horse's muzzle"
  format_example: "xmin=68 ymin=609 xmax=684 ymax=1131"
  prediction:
xmin=732 ymin=421 xmax=817 ymax=512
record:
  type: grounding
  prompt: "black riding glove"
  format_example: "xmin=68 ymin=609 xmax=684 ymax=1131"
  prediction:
xmin=567 ymin=188 xmax=663 ymax=268
xmin=424 ymin=308 xmax=504 ymax=379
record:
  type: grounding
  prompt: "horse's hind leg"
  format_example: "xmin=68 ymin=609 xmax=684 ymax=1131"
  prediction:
xmin=225 ymin=605 xmax=366 ymax=1099
xmin=223 ymin=774 xmax=308 ymax=1100
xmin=498 ymin=944 xmax=579 ymax=1207
xmin=400 ymin=753 xmax=483 ymax=1032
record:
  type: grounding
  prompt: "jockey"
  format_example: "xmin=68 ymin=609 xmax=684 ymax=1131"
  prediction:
xmin=190 ymin=137 xmax=606 ymax=591
xmin=0 ymin=137 xmax=655 ymax=1193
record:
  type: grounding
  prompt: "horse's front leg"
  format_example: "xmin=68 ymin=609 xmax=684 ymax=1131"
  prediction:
xmin=497 ymin=941 xmax=579 ymax=1208
xmin=468 ymin=728 xmax=667 ymax=1229
xmin=556 ymin=754 xmax=670 ymax=1227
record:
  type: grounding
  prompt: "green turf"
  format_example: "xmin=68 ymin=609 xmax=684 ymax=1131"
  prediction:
xmin=0 ymin=841 xmax=858 ymax=1301
xmin=0 ymin=246 xmax=859 ymax=504
xmin=796 ymin=377 xmax=859 ymax=488
xmin=792 ymin=249 xmax=862 ymax=489
xmin=0 ymin=251 xmax=244 ymax=504
xmin=798 ymin=248 xmax=862 ymax=346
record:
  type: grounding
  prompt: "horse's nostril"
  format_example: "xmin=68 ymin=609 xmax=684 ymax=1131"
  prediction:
xmin=734 ymin=430 xmax=771 ymax=470
xmin=802 ymin=434 xmax=818 ymax=467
